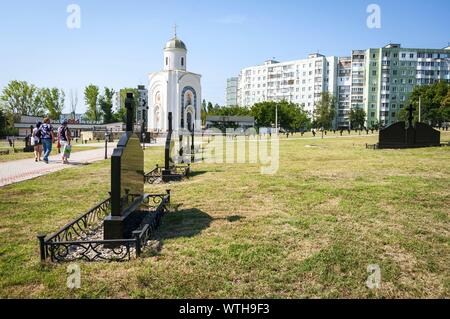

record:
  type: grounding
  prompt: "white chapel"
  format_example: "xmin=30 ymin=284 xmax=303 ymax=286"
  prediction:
xmin=148 ymin=30 xmax=202 ymax=132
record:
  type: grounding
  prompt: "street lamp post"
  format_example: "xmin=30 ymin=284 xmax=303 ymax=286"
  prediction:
xmin=104 ymin=130 xmax=109 ymax=160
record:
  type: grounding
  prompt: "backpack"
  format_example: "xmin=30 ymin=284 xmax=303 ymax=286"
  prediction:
xmin=59 ymin=126 xmax=68 ymax=141
xmin=36 ymin=128 xmax=42 ymax=139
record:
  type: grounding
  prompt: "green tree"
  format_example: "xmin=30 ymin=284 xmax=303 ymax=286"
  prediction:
xmin=400 ymin=81 xmax=450 ymax=126
xmin=1 ymin=80 xmax=44 ymax=117
xmin=201 ymin=99 xmax=208 ymax=125
xmin=313 ymin=92 xmax=336 ymax=130
xmin=441 ymin=89 xmax=450 ymax=122
xmin=113 ymin=88 xmax=139 ymax=123
xmin=207 ymin=102 xmax=214 ymax=113
xmin=84 ymin=84 xmax=101 ymax=122
xmin=349 ymin=107 xmax=366 ymax=129
xmin=0 ymin=101 xmax=17 ymax=137
xmin=99 ymin=87 xmax=115 ymax=123
xmin=41 ymin=88 xmax=65 ymax=120
xmin=251 ymin=100 xmax=310 ymax=131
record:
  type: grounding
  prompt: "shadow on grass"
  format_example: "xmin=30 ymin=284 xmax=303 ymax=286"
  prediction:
xmin=143 ymin=209 xmax=244 ymax=257
xmin=188 ymin=170 xmax=208 ymax=178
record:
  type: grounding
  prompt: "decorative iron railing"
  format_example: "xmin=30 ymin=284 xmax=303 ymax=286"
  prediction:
xmin=144 ymin=164 xmax=190 ymax=184
xmin=38 ymin=191 xmax=170 ymax=262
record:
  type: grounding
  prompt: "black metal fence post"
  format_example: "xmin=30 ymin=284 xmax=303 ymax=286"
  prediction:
xmin=37 ymin=234 xmax=46 ymax=261
xmin=166 ymin=189 xmax=171 ymax=203
xmin=133 ymin=231 xmax=141 ymax=258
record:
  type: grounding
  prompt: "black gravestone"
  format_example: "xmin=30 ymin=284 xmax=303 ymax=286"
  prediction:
xmin=378 ymin=104 xmax=441 ymax=149
xmin=378 ymin=122 xmax=406 ymax=148
xmin=414 ymin=122 xmax=440 ymax=147
xmin=104 ymin=93 xmax=145 ymax=240
xmin=160 ymin=112 xmax=190 ymax=182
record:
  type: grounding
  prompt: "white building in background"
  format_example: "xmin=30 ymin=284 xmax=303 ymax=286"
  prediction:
xmin=148 ymin=32 xmax=202 ymax=132
xmin=225 ymin=77 xmax=238 ymax=106
xmin=336 ymin=57 xmax=352 ymax=128
xmin=236 ymin=53 xmax=338 ymax=115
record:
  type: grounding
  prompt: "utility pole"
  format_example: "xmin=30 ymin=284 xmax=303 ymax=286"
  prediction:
xmin=275 ymin=104 xmax=278 ymax=135
xmin=419 ymin=96 xmax=422 ymax=123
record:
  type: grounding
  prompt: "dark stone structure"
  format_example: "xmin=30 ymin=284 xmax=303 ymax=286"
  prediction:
xmin=161 ymin=112 xmax=190 ymax=182
xmin=144 ymin=112 xmax=191 ymax=184
xmin=103 ymin=131 xmax=144 ymax=240
xmin=378 ymin=105 xmax=441 ymax=149
xmin=104 ymin=93 xmax=145 ymax=240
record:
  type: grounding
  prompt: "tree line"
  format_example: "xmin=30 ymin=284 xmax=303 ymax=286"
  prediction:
xmin=0 ymin=80 xmax=66 ymax=136
xmin=201 ymin=92 xmax=340 ymax=132
xmin=399 ymin=81 xmax=450 ymax=126
xmin=83 ymin=84 xmax=138 ymax=124
xmin=0 ymin=80 xmax=140 ymax=136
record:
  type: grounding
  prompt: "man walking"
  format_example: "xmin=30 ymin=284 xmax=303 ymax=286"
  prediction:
xmin=40 ymin=118 xmax=55 ymax=164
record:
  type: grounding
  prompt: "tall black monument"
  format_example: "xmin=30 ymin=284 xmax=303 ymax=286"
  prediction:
xmin=104 ymin=93 xmax=145 ymax=240
xmin=378 ymin=104 xmax=441 ymax=149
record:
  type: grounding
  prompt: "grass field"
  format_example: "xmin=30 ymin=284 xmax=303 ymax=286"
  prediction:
xmin=0 ymin=132 xmax=449 ymax=298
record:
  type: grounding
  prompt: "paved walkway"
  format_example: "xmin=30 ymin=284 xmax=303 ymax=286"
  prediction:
xmin=0 ymin=145 xmax=118 ymax=188
xmin=0 ymin=141 xmax=167 ymax=188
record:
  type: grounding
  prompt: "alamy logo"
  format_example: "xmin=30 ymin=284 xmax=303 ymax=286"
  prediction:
xmin=172 ymin=128 xmax=280 ymax=175
xmin=366 ymin=4 xmax=381 ymax=29
xmin=66 ymin=4 xmax=81 ymax=29
xmin=366 ymin=264 xmax=381 ymax=289
xmin=67 ymin=264 xmax=81 ymax=289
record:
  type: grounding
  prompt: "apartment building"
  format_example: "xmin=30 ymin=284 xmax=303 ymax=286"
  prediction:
xmin=237 ymin=53 xmax=338 ymax=116
xmin=232 ymin=43 xmax=450 ymax=129
xmin=336 ymin=57 xmax=352 ymax=129
xmin=225 ymin=77 xmax=238 ymax=106
xmin=362 ymin=44 xmax=450 ymax=127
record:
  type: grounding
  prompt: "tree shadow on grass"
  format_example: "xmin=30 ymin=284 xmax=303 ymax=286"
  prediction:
xmin=143 ymin=209 xmax=244 ymax=257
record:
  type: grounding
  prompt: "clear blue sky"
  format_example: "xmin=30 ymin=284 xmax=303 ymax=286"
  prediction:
xmin=0 ymin=0 xmax=449 ymax=113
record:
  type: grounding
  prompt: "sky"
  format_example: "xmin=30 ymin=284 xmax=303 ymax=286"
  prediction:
xmin=0 ymin=0 xmax=449 ymax=113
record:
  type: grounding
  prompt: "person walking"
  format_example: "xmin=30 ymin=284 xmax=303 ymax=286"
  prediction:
xmin=32 ymin=122 xmax=43 ymax=162
xmin=58 ymin=120 xmax=72 ymax=164
xmin=40 ymin=118 xmax=54 ymax=164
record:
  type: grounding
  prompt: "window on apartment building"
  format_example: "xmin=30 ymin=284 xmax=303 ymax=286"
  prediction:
xmin=371 ymin=112 xmax=375 ymax=117
xmin=372 ymin=70 xmax=377 ymax=76
xmin=392 ymin=112 xmax=396 ymax=118
xmin=401 ymin=53 xmax=406 ymax=58
xmin=394 ymin=53 xmax=398 ymax=58
xmin=410 ymin=54 xmax=414 ymax=58
xmin=373 ymin=54 xmax=376 ymax=58
xmin=181 ymin=57 xmax=184 ymax=66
